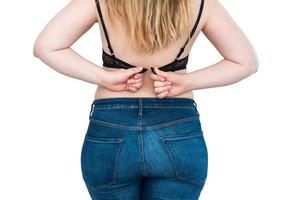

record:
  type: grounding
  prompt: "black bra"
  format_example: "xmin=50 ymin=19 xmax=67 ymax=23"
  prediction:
xmin=96 ymin=0 xmax=204 ymax=73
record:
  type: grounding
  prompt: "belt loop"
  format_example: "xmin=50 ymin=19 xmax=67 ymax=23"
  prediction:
xmin=138 ymin=98 xmax=142 ymax=116
xmin=89 ymin=104 xmax=95 ymax=118
xmin=193 ymin=100 xmax=199 ymax=115
xmin=193 ymin=101 xmax=197 ymax=108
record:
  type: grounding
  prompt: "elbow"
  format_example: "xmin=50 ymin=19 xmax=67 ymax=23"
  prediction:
xmin=248 ymin=49 xmax=259 ymax=73
xmin=248 ymin=56 xmax=259 ymax=74
xmin=242 ymin=53 xmax=259 ymax=74
xmin=246 ymin=59 xmax=259 ymax=74
xmin=33 ymin=42 xmax=50 ymax=58
xmin=33 ymin=42 xmax=43 ymax=58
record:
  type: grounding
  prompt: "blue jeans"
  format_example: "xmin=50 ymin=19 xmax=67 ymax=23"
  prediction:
xmin=81 ymin=97 xmax=208 ymax=200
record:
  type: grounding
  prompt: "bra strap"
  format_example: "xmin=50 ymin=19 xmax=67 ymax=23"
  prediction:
xmin=175 ymin=0 xmax=205 ymax=61
xmin=96 ymin=0 xmax=115 ymax=56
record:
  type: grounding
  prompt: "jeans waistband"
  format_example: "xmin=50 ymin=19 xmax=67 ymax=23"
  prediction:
xmin=91 ymin=97 xmax=197 ymax=108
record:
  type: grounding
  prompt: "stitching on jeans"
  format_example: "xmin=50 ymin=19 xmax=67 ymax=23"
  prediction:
xmin=85 ymin=135 xmax=123 ymax=143
xmin=89 ymin=116 xmax=199 ymax=130
xmin=113 ymin=139 xmax=123 ymax=186
xmin=89 ymin=118 xmax=141 ymax=130
xmin=160 ymin=135 xmax=207 ymax=186
xmin=85 ymin=180 xmax=115 ymax=192
xmin=143 ymin=106 xmax=196 ymax=108
xmin=160 ymin=132 xmax=203 ymax=141
xmin=145 ymin=116 xmax=199 ymax=130
xmin=92 ymin=106 xmax=196 ymax=109
xmin=160 ymin=139 xmax=179 ymax=179
xmin=94 ymin=106 xmax=139 ymax=109
xmin=176 ymin=176 xmax=207 ymax=185
xmin=83 ymin=139 xmax=124 ymax=192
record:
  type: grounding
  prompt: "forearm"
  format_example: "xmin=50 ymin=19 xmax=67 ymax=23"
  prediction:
xmin=186 ymin=58 xmax=258 ymax=90
xmin=33 ymin=47 xmax=104 ymax=85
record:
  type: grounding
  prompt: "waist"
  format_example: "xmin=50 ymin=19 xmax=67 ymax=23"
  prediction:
xmin=91 ymin=97 xmax=197 ymax=108
xmin=95 ymin=90 xmax=194 ymax=100
xmin=94 ymin=68 xmax=194 ymax=102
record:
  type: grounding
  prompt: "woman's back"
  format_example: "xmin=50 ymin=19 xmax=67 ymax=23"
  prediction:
xmin=33 ymin=0 xmax=258 ymax=99
xmin=95 ymin=0 xmax=207 ymax=99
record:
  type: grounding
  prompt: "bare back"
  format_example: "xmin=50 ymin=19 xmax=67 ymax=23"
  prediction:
xmin=94 ymin=0 xmax=207 ymax=100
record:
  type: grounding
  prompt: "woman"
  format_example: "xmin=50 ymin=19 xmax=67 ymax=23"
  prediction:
xmin=33 ymin=0 xmax=258 ymax=199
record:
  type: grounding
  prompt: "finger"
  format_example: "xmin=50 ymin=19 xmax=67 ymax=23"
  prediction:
xmin=153 ymin=66 xmax=170 ymax=78
xmin=128 ymin=86 xmax=138 ymax=92
xmin=133 ymin=73 xmax=143 ymax=79
xmin=154 ymin=85 xmax=172 ymax=93
xmin=129 ymin=82 xmax=142 ymax=89
xmin=127 ymin=78 xmax=142 ymax=84
xmin=154 ymin=81 xmax=172 ymax=87
xmin=150 ymin=73 xmax=166 ymax=81
xmin=157 ymin=91 xmax=169 ymax=99
xmin=116 ymin=83 xmax=129 ymax=91
xmin=124 ymin=83 xmax=129 ymax=91
xmin=127 ymin=67 xmax=143 ymax=76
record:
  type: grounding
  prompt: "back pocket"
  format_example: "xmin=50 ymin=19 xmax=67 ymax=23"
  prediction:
xmin=81 ymin=134 xmax=124 ymax=191
xmin=160 ymin=132 xmax=208 ymax=185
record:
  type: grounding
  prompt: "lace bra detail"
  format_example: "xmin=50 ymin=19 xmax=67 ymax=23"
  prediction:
xmin=96 ymin=0 xmax=204 ymax=73
xmin=102 ymin=49 xmax=189 ymax=73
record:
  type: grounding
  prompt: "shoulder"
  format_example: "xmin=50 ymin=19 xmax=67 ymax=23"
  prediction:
xmin=200 ymin=0 xmax=218 ymax=23
xmin=189 ymin=0 xmax=217 ymax=29
xmin=68 ymin=0 xmax=99 ymax=23
xmin=202 ymin=0 xmax=235 ymax=32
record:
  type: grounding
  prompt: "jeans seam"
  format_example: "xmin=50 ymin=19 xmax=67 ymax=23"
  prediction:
xmin=160 ymin=132 xmax=203 ymax=141
xmin=176 ymin=176 xmax=207 ymax=186
xmin=89 ymin=118 xmax=141 ymax=131
xmin=93 ymin=106 xmax=139 ymax=109
xmin=85 ymin=135 xmax=123 ymax=143
xmin=84 ymin=180 xmax=115 ymax=192
xmin=83 ymin=139 xmax=124 ymax=192
xmin=160 ymin=139 xmax=179 ymax=180
xmin=88 ymin=116 xmax=199 ymax=131
xmin=160 ymin=134 xmax=208 ymax=186
xmin=93 ymin=106 xmax=195 ymax=109
xmin=145 ymin=116 xmax=199 ymax=130
xmin=113 ymin=139 xmax=123 ymax=186
xmin=143 ymin=106 xmax=196 ymax=108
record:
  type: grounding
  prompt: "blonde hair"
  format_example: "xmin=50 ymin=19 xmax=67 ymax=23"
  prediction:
xmin=105 ymin=0 xmax=194 ymax=54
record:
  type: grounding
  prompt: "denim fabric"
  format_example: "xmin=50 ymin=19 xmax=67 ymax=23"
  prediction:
xmin=80 ymin=97 xmax=208 ymax=200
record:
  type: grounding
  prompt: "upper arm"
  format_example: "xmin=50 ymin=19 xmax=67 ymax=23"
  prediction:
xmin=33 ymin=0 xmax=98 ymax=54
xmin=202 ymin=0 xmax=258 ymax=68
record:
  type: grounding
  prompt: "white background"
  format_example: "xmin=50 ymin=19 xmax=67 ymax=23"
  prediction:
xmin=1 ymin=0 xmax=289 ymax=199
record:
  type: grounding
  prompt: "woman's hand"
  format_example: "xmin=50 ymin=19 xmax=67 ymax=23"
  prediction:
xmin=99 ymin=66 xmax=144 ymax=92
xmin=150 ymin=66 xmax=192 ymax=98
